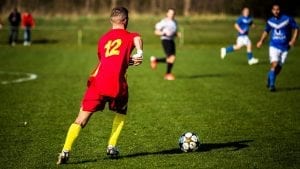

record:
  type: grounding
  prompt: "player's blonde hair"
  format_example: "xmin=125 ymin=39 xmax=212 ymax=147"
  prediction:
xmin=110 ymin=7 xmax=128 ymax=24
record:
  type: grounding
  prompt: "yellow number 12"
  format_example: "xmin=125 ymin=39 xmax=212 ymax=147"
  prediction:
xmin=104 ymin=39 xmax=122 ymax=57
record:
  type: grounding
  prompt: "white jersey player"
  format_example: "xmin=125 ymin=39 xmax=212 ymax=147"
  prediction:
xmin=150 ymin=8 xmax=181 ymax=80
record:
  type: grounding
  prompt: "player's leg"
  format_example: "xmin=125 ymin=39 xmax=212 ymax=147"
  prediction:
xmin=57 ymin=87 xmax=104 ymax=164
xmin=221 ymin=37 xmax=242 ymax=59
xmin=23 ymin=27 xmax=28 ymax=46
xmin=108 ymin=113 xmax=125 ymax=147
xmin=246 ymin=41 xmax=259 ymax=65
xmin=9 ymin=27 xmax=13 ymax=45
xmin=14 ymin=28 xmax=19 ymax=44
xmin=267 ymin=47 xmax=282 ymax=91
xmin=57 ymin=109 xmax=93 ymax=164
xmin=107 ymin=113 xmax=125 ymax=158
xmin=268 ymin=61 xmax=278 ymax=91
xmin=269 ymin=50 xmax=288 ymax=91
xmin=63 ymin=109 xmax=93 ymax=149
xmin=150 ymin=40 xmax=168 ymax=69
xmin=275 ymin=51 xmax=287 ymax=76
xmin=165 ymin=55 xmax=176 ymax=80
xmin=150 ymin=56 xmax=165 ymax=69
xmin=163 ymin=40 xmax=176 ymax=80
xmin=28 ymin=27 xmax=31 ymax=44
xmin=107 ymin=91 xmax=128 ymax=158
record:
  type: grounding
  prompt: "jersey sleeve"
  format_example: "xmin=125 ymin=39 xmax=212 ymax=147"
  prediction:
xmin=249 ymin=17 xmax=253 ymax=26
xmin=155 ymin=20 xmax=164 ymax=30
xmin=131 ymin=32 xmax=140 ymax=38
xmin=236 ymin=17 xmax=242 ymax=25
xmin=265 ymin=21 xmax=272 ymax=33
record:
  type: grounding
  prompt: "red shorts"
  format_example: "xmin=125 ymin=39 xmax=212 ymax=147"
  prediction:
xmin=81 ymin=85 xmax=128 ymax=114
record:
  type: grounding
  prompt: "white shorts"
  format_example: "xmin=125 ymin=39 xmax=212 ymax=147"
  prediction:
xmin=269 ymin=46 xmax=288 ymax=65
xmin=236 ymin=36 xmax=251 ymax=47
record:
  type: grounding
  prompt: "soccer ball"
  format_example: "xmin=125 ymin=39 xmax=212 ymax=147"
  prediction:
xmin=179 ymin=132 xmax=200 ymax=152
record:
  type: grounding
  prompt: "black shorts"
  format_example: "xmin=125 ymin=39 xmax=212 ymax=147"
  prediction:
xmin=162 ymin=39 xmax=175 ymax=57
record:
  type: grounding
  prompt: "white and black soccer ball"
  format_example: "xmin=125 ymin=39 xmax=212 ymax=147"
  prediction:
xmin=179 ymin=132 xmax=200 ymax=152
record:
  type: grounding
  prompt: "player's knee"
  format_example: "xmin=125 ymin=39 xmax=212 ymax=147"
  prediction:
xmin=74 ymin=119 xmax=86 ymax=128
xmin=167 ymin=55 xmax=176 ymax=63
xmin=234 ymin=45 xmax=242 ymax=50
xmin=270 ymin=62 xmax=278 ymax=70
xmin=74 ymin=111 xmax=91 ymax=128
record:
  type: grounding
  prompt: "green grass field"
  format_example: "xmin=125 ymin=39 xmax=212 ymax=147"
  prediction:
xmin=0 ymin=16 xmax=299 ymax=169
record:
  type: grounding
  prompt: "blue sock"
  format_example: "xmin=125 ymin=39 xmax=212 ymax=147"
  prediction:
xmin=268 ymin=70 xmax=276 ymax=87
xmin=226 ymin=46 xmax=234 ymax=53
xmin=247 ymin=52 xmax=253 ymax=60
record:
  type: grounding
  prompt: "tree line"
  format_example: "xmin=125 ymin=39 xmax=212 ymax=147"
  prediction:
xmin=0 ymin=0 xmax=299 ymax=18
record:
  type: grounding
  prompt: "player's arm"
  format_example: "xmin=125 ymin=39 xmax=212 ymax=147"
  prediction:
xmin=154 ymin=21 xmax=166 ymax=36
xmin=234 ymin=23 xmax=244 ymax=34
xmin=257 ymin=23 xmax=271 ymax=48
xmin=288 ymin=18 xmax=299 ymax=47
xmin=289 ymin=28 xmax=299 ymax=47
xmin=256 ymin=31 xmax=268 ymax=48
xmin=129 ymin=36 xmax=143 ymax=66
xmin=175 ymin=22 xmax=182 ymax=38
xmin=154 ymin=29 xmax=164 ymax=36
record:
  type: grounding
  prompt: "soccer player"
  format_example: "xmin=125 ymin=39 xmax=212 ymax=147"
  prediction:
xmin=21 ymin=11 xmax=35 ymax=46
xmin=57 ymin=7 xmax=143 ymax=164
xmin=150 ymin=8 xmax=181 ymax=80
xmin=221 ymin=7 xmax=259 ymax=65
xmin=8 ymin=8 xmax=21 ymax=46
xmin=256 ymin=4 xmax=299 ymax=91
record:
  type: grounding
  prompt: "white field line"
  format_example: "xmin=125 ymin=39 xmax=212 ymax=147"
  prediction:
xmin=0 ymin=71 xmax=38 ymax=85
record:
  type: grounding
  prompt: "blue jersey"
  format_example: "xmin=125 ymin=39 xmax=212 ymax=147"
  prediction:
xmin=236 ymin=16 xmax=253 ymax=36
xmin=265 ymin=14 xmax=299 ymax=51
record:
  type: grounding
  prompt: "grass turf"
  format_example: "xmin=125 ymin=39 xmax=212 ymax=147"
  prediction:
xmin=0 ymin=17 xmax=299 ymax=169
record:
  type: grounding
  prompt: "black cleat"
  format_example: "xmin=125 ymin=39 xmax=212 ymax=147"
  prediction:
xmin=269 ymin=86 xmax=276 ymax=92
xmin=106 ymin=145 xmax=119 ymax=159
xmin=57 ymin=151 xmax=69 ymax=165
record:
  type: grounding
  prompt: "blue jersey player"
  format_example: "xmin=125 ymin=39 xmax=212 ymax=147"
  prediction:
xmin=257 ymin=4 xmax=299 ymax=91
xmin=221 ymin=7 xmax=259 ymax=65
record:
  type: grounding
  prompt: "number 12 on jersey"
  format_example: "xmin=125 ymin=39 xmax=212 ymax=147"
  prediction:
xmin=104 ymin=39 xmax=122 ymax=57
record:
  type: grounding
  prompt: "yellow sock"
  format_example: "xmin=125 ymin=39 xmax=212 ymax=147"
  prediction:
xmin=63 ymin=123 xmax=81 ymax=151
xmin=108 ymin=114 xmax=125 ymax=146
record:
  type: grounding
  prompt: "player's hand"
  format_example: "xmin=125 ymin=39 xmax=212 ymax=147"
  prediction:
xmin=129 ymin=54 xmax=143 ymax=66
xmin=256 ymin=41 xmax=263 ymax=48
xmin=87 ymin=76 xmax=95 ymax=87
xmin=289 ymin=40 xmax=296 ymax=47
xmin=129 ymin=50 xmax=143 ymax=66
xmin=239 ymin=30 xmax=245 ymax=34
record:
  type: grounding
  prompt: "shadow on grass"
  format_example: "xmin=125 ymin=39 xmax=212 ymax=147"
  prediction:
xmin=177 ymin=73 xmax=229 ymax=79
xmin=32 ymin=38 xmax=58 ymax=44
xmin=69 ymin=158 xmax=98 ymax=164
xmin=122 ymin=140 xmax=253 ymax=159
xmin=69 ymin=140 xmax=253 ymax=164
xmin=276 ymin=86 xmax=300 ymax=92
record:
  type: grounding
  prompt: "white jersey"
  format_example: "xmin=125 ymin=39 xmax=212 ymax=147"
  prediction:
xmin=155 ymin=18 xmax=178 ymax=40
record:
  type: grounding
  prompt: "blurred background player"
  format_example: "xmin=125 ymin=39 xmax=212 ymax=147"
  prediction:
xmin=0 ymin=17 xmax=3 ymax=29
xmin=221 ymin=7 xmax=259 ymax=65
xmin=22 ymin=11 xmax=35 ymax=46
xmin=8 ymin=8 xmax=21 ymax=46
xmin=57 ymin=7 xmax=143 ymax=164
xmin=257 ymin=4 xmax=298 ymax=91
xmin=151 ymin=8 xmax=181 ymax=80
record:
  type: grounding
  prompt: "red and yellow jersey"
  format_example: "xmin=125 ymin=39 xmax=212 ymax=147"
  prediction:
xmin=93 ymin=29 xmax=139 ymax=97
